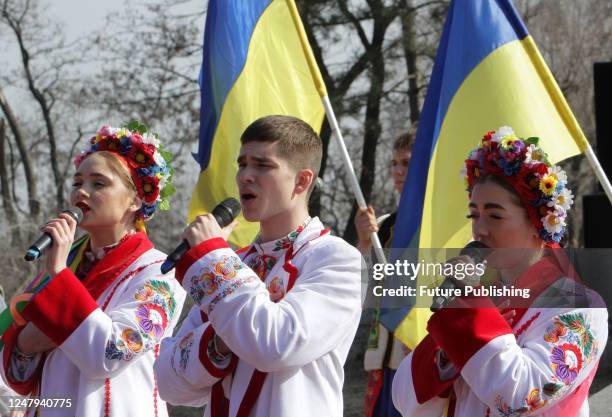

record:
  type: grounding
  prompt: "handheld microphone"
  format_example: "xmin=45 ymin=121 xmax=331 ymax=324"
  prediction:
xmin=160 ymin=198 xmax=241 ymax=274
xmin=24 ymin=207 xmax=84 ymax=261
xmin=430 ymin=241 xmax=490 ymax=312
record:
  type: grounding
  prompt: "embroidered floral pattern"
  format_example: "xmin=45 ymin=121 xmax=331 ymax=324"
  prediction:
xmin=543 ymin=321 xmax=567 ymax=343
xmin=273 ymin=226 xmax=303 ymax=252
xmin=187 ymin=254 xmax=253 ymax=312
xmin=135 ymin=279 xmax=177 ymax=318
xmin=246 ymin=254 xmax=277 ymax=280
xmin=267 ymin=276 xmax=285 ymax=302
xmin=136 ymin=303 xmax=168 ymax=339
xmin=121 ymin=328 xmax=144 ymax=353
xmin=187 ymin=220 xmax=310 ymax=312
xmin=545 ymin=313 xmax=596 ymax=386
xmin=495 ymin=388 xmax=547 ymax=417
xmin=105 ymin=279 xmax=177 ymax=361
xmin=213 ymin=255 xmax=244 ymax=278
xmin=551 ymin=343 xmax=583 ymax=384
xmin=105 ymin=340 xmax=133 ymax=361
xmin=189 ymin=272 xmax=215 ymax=305
xmin=494 ymin=313 xmax=597 ymax=416
xmin=176 ymin=332 xmax=195 ymax=374
xmin=208 ymin=276 xmax=258 ymax=311
xmin=188 ymin=255 xmax=245 ymax=300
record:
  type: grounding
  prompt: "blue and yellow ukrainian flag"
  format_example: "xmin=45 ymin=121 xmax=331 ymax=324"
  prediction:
xmin=189 ymin=0 xmax=326 ymax=247
xmin=385 ymin=0 xmax=588 ymax=348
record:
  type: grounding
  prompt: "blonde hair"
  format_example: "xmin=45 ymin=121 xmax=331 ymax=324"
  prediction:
xmin=82 ymin=151 xmax=146 ymax=232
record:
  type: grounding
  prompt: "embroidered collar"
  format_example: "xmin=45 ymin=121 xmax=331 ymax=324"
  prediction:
xmin=86 ymin=233 xmax=134 ymax=262
xmin=253 ymin=217 xmax=312 ymax=256
xmin=243 ymin=218 xmax=312 ymax=281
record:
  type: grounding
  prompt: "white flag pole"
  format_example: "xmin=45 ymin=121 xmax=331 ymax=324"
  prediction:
xmin=583 ymin=144 xmax=612 ymax=204
xmin=286 ymin=0 xmax=387 ymax=264
xmin=321 ymin=96 xmax=388 ymax=264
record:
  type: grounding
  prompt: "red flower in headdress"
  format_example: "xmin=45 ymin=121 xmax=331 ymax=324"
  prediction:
xmin=465 ymin=159 xmax=481 ymax=188
xmin=137 ymin=176 xmax=160 ymax=203
xmin=482 ymin=130 xmax=495 ymax=142
xmin=97 ymin=137 xmax=121 ymax=152
xmin=127 ymin=142 xmax=156 ymax=168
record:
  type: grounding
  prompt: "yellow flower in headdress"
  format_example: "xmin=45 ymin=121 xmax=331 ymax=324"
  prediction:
xmin=539 ymin=174 xmax=558 ymax=196
xmin=500 ymin=134 xmax=519 ymax=150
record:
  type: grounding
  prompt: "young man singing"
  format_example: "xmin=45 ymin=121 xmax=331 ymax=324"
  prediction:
xmin=155 ymin=115 xmax=363 ymax=417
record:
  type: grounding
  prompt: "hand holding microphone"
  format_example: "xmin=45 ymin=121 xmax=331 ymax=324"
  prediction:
xmin=23 ymin=208 xmax=84 ymax=278
xmin=161 ymin=198 xmax=241 ymax=274
xmin=24 ymin=207 xmax=84 ymax=262
xmin=430 ymin=241 xmax=490 ymax=312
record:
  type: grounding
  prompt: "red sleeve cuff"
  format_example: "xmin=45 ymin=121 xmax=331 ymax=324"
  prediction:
xmin=198 ymin=325 xmax=237 ymax=378
xmin=1 ymin=325 xmax=44 ymax=395
xmin=427 ymin=296 xmax=513 ymax=369
xmin=411 ymin=335 xmax=455 ymax=403
xmin=22 ymin=268 xmax=98 ymax=346
xmin=175 ymin=238 xmax=230 ymax=283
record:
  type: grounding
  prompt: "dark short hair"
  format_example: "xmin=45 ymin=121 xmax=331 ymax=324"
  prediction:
xmin=393 ymin=127 xmax=416 ymax=152
xmin=240 ymin=115 xmax=323 ymax=179
xmin=476 ymin=174 xmax=523 ymax=207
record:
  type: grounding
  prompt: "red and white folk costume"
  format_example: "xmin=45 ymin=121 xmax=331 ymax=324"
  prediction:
xmin=392 ymin=253 xmax=608 ymax=417
xmin=0 ymin=233 xmax=186 ymax=417
xmin=0 ymin=124 xmax=185 ymax=416
xmin=392 ymin=128 xmax=608 ymax=417
xmin=155 ymin=217 xmax=363 ymax=417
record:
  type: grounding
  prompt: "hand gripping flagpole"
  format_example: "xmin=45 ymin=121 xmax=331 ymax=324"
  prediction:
xmin=286 ymin=0 xmax=387 ymax=265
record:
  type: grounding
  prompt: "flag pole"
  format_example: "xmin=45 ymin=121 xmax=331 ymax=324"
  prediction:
xmin=526 ymin=38 xmax=612 ymax=204
xmin=286 ymin=0 xmax=387 ymax=264
xmin=583 ymin=145 xmax=612 ymax=203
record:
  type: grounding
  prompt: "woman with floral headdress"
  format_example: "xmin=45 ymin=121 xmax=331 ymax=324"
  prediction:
xmin=0 ymin=122 xmax=186 ymax=417
xmin=392 ymin=127 xmax=608 ymax=417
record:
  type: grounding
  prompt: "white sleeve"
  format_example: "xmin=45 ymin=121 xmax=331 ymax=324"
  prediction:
xmin=392 ymin=352 xmax=448 ymax=417
xmin=179 ymin=237 xmax=362 ymax=372
xmin=428 ymin=303 xmax=609 ymax=415
xmin=21 ymin=265 xmax=186 ymax=380
xmin=462 ymin=308 xmax=607 ymax=413
xmin=155 ymin=305 xmax=232 ymax=407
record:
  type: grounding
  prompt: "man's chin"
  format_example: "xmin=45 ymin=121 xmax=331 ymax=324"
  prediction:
xmin=241 ymin=210 xmax=260 ymax=223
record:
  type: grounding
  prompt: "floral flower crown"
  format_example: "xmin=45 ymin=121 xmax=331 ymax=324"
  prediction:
xmin=463 ymin=126 xmax=574 ymax=243
xmin=74 ymin=121 xmax=176 ymax=222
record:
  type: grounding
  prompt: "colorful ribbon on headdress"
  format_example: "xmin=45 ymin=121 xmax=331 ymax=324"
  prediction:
xmin=0 ymin=235 xmax=89 ymax=350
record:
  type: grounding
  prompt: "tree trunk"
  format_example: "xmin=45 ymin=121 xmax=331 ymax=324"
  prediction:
xmin=0 ymin=86 xmax=40 ymax=222
xmin=0 ymin=119 xmax=21 ymax=245
xmin=11 ymin=22 xmax=64 ymax=209
xmin=343 ymin=51 xmax=385 ymax=243
xmin=401 ymin=0 xmax=421 ymax=123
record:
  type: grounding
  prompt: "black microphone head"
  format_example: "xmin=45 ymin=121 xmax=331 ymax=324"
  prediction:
xmin=211 ymin=198 xmax=241 ymax=227
xmin=63 ymin=207 xmax=84 ymax=224
xmin=459 ymin=240 xmax=491 ymax=263
xmin=24 ymin=207 xmax=84 ymax=262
